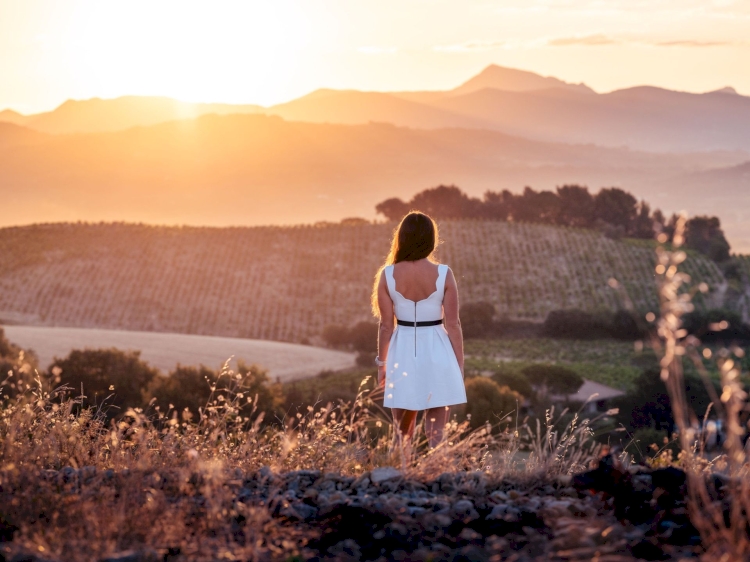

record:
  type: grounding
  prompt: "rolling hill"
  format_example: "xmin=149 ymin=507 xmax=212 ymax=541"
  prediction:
xmin=0 ymin=221 xmax=731 ymax=344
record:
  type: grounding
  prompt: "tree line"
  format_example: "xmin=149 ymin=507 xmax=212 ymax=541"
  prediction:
xmin=376 ymin=185 xmax=731 ymax=262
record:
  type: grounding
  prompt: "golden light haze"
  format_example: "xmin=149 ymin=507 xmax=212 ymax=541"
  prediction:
xmin=1 ymin=0 xmax=749 ymax=114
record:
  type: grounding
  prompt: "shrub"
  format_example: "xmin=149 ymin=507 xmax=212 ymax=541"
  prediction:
xmin=323 ymin=322 xmax=378 ymax=352
xmin=624 ymin=427 xmax=674 ymax=463
xmin=609 ymin=309 xmax=643 ymax=340
xmin=148 ymin=364 xmax=217 ymax=419
xmin=542 ymin=309 xmax=610 ymax=339
xmin=682 ymin=308 xmax=750 ymax=343
xmin=460 ymin=301 xmax=496 ymax=339
xmin=349 ymin=321 xmax=378 ymax=353
xmin=490 ymin=369 xmax=532 ymax=400
xmin=521 ymin=364 xmax=583 ymax=396
xmin=459 ymin=377 xmax=521 ymax=430
xmin=49 ymin=348 xmax=158 ymax=416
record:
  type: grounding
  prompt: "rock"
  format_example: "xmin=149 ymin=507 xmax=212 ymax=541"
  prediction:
xmin=489 ymin=490 xmax=508 ymax=502
xmin=100 ymin=550 xmax=159 ymax=562
xmin=369 ymin=467 xmax=402 ymax=485
xmin=451 ymin=499 xmax=479 ymax=521
xmin=487 ymin=504 xmax=520 ymax=523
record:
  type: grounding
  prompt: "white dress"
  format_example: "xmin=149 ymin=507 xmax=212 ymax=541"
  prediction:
xmin=383 ymin=264 xmax=467 ymax=410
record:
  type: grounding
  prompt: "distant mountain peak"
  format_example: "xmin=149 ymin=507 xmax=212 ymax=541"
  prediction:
xmin=712 ymin=86 xmax=739 ymax=96
xmin=451 ymin=64 xmax=594 ymax=96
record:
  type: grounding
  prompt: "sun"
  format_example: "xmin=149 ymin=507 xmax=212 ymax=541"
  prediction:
xmin=63 ymin=0 xmax=311 ymax=105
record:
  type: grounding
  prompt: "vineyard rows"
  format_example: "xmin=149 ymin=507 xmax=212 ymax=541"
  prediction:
xmin=0 ymin=221 xmax=728 ymax=343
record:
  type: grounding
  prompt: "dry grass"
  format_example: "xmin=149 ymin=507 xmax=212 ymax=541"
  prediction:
xmin=651 ymin=216 xmax=750 ymax=560
xmin=0 ymin=354 xmax=603 ymax=560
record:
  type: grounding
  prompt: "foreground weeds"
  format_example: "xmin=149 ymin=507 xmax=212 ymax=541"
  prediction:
xmin=0 ymin=361 xmax=604 ymax=560
xmin=650 ymin=216 xmax=750 ymax=560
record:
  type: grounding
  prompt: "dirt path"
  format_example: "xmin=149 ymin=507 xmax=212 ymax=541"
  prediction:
xmin=2 ymin=325 xmax=355 ymax=382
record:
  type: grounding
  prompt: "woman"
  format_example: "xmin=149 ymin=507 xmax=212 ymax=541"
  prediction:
xmin=372 ymin=211 xmax=466 ymax=448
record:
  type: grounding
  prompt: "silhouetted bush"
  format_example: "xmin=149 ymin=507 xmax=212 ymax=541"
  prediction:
xmin=50 ymin=348 xmax=158 ymax=416
xmin=682 ymin=308 xmax=750 ymax=343
xmin=459 ymin=377 xmax=521 ymax=430
xmin=685 ymin=216 xmax=731 ymax=263
xmin=609 ymin=309 xmax=644 ymax=340
xmin=460 ymin=301 xmax=496 ymax=339
xmin=148 ymin=365 xmax=217 ymax=420
xmin=521 ymin=364 xmax=583 ymax=396
xmin=542 ymin=309 xmax=610 ymax=339
xmin=611 ymin=368 xmax=718 ymax=435
xmin=323 ymin=322 xmax=378 ymax=352
xmin=490 ymin=369 xmax=532 ymax=400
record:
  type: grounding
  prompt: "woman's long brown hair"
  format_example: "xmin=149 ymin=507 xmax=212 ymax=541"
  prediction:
xmin=371 ymin=211 xmax=439 ymax=317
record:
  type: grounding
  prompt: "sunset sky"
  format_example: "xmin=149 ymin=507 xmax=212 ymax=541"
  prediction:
xmin=1 ymin=0 xmax=749 ymax=114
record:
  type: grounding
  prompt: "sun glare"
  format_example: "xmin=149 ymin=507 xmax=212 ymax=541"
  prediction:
xmin=63 ymin=0 xmax=310 ymax=105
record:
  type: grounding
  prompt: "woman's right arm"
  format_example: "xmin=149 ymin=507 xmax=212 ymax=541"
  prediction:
xmin=377 ymin=270 xmax=395 ymax=388
xmin=442 ymin=268 xmax=464 ymax=376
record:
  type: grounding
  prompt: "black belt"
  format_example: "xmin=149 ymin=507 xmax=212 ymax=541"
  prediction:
xmin=397 ymin=319 xmax=443 ymax=327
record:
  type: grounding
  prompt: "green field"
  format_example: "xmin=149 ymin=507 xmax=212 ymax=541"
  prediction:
xmin=0 ymin=220 xmax=730 ymax=343
xmin=464 ymin=338 xmax=648 ymax=390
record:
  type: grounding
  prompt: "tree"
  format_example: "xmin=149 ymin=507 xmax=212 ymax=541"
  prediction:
xmin=481 ymin=190 xmax=513 ymax=220
xmin=594 ymin=188 xmax=638 ymax=232
xmin=521 ymin=364 xmax=583 ymax=396
xmin=685 ymin=216 xmax=731 ymax=263
xmin=460 ymin=301 xmax=496 ymax=338
xmin=460 ymin=377 xmax=521 ymax=430
xmin=408 ymin=185 xmax=483 ymax=220
xmin=556 ymin=185 xmax=594 ymax=228
xmin=375 ymin=197 xmax=410 ymax=221
xmin=511 ymin=187 xmax=559 ymax=224
xmin=631 ymin=201 xmax=655 ymax=239
xmin=50 ymin=348 xmax=158 ymax=415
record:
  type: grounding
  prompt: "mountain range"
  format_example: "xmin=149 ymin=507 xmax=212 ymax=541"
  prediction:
xmin=1 ymin=64 xmax=749 ymax=249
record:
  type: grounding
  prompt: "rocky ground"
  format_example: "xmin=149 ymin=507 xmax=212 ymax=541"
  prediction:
xmin=0 ymin=456 xmax=706 ymax=561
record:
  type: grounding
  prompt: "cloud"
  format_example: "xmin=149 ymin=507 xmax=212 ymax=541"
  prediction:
xmin=432 ymin=40 xmax=506 ymax=53
xmin=357 ymin=46 xmax=397 ymax=55
xmin=547 ymin=34 xmax=739 ymax=48
xmin=654 ymin=39 xmax=733 ymax=47
xmin=548 ymin=34 xmax=619 ymax=46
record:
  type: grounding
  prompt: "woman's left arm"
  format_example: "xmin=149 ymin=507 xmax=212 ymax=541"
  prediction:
xmin=376 ymin=270 xmax=395 ymax=388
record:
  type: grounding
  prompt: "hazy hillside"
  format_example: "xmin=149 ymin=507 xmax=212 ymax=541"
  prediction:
xmin=1 ymin=112 xmax=748 ymax=247
xmin=2 ymin=65 xmax=748 ymax=154
xmin=0 ymin=96 xmax=264 ymax=134
xmin=266 ymin=90 xmax=481 ymax=129
xmin=0 ymin=122 xmax=49 ymax=147
xmin=427 ymin=86 xmax=750 ymax=152
xmin=0 ymin=221 xmax=727 ymax=343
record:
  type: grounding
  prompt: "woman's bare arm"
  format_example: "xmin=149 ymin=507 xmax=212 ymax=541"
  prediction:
xmin=376 ymin=270 xmax=395 ymax=387
xmin=442 ymin=268 xmax=464 ymax=376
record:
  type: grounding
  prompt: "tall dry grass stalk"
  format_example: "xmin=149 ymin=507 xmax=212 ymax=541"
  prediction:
xmin=0 ymin=337 xmax=605 ymax=559
xmin=654 ymin=215 xmax=750 ymax=559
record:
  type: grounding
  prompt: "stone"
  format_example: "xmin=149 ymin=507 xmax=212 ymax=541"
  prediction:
xmin=451 ymin=499 xmax=479 ymax=521
xmin=369 ymin=467 xmax=402 ymax=485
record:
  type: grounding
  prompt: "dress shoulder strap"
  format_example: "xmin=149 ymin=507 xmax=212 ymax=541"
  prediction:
xmin=383 ymin=265 xmax=397 ymax=300
xmin=437 ymin=264 xmax=449 ymax=297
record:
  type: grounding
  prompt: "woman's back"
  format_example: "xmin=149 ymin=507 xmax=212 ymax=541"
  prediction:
xmin=391 ymin=260 xmax=441 ymax=302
